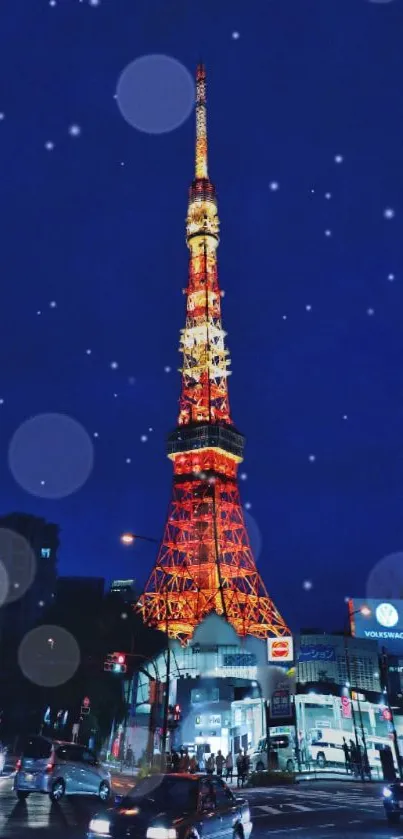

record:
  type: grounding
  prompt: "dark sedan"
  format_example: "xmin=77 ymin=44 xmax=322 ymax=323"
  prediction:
xmin=87 ymin=773 xmax=253 ymax=839
xmin=383 ymin=782 xmax=403 ymax=824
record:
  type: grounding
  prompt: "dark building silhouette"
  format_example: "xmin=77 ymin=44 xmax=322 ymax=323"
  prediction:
xmin=55 ymin=576 xmax=105 ymax=610
xmin=0 ymin=512 xmax=59 ymax=640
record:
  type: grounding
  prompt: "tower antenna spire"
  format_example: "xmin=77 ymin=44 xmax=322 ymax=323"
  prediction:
xmin=195 ymin=62 xmax=208 ymax=179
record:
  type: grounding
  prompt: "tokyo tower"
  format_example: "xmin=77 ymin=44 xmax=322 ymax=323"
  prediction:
xmin=138 ymin=64 xmax=289 ymax=645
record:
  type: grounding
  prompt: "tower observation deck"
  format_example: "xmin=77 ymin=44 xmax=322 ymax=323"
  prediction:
xmin=138 ymin=65 xmax=289 ymax=645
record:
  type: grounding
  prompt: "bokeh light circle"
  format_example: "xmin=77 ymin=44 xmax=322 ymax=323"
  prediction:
xmin=9 ymin=413 xmax=94 ymax=499
xmin=0 ymin=560 xmax=9 ymax=607
xmin=0 ymin=528 xmax=36 ymax=605
xmin=366 ymin=551 xmax=403 ymax=600
xmin=18 ymin=625 xmax=80 ymax=687
xmin=243 ymin=509 xmax=263 ymax=563
xmin=116 ymin=55 xmax=195 ymax=135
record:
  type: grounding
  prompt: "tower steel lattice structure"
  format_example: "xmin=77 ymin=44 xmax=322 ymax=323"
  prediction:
xmin=138 ymin=64 xmax=289 ymax=644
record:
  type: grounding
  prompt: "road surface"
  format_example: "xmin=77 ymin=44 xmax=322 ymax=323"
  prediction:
xmin=0 ymin=775 xmax=397 ymax=838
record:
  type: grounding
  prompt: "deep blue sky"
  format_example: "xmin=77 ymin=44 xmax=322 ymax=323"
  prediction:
xmin=0 ymin=0 xmax=402 ymax=633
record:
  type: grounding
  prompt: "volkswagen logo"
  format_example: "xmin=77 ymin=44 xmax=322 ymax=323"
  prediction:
xmin=375 ymin=602 xmax=399 ymax=628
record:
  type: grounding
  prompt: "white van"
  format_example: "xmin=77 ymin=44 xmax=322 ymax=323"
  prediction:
xmin=250 ymin=735 xmax=295 ymax=773
xmin=308 ymin=728 xmax=345 ymax=768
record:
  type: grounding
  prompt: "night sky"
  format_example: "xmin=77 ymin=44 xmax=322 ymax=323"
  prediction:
xmin=1 ymin=0 xmax=402 ymax=634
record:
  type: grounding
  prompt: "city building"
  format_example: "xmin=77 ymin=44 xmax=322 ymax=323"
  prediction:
xmin=294 ymin=632 xmax=401 ymax=774
xmin=0 ymin=512 xmax=59 ymax=639
xmin=110 ymin=578 xmax=137 ymax=603
xmin=127 ymin=65 xmax=290 ymax=761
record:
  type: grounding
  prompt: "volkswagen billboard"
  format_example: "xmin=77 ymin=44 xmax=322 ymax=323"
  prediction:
xmin=350 ymin=598 xmax=403 ymax=643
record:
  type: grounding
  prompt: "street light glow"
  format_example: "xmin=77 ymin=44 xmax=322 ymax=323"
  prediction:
xmin=121 ymin=532 xmax=135 ymax=545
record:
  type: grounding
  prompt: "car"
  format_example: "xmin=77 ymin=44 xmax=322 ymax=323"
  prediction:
xmin=383 ymin=782 xmax=403 ymax=824
xmin=250 ymin=735 xmax=295 ymax=773
xmin=14 ymin=735 xmax=111 ymax=803
xmin=87 ymin=773 xmax=253 ymax=839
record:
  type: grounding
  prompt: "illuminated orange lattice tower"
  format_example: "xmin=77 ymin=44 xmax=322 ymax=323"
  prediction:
xmin=138 ymin=64 xmax=289 ymax=644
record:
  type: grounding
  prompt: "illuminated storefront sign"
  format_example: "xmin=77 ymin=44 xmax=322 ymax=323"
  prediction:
xmin=298 ymin=644 xmax=336 ymax=663
xmin=268 ymin=636 xmax=294 ymax=663
xmin=351 ymin=598 xmax=403 ymax=641
xmin=223 ymin=654 xmax=256 ymax=667
xmin=270 ymin=687 xmax=292 ymax=718
xmin=195 ymin=714 xmax=222 ymax=727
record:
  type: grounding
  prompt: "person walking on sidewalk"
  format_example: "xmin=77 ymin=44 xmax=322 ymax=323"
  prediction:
xmin=225 ymin=752 xmax=233 ymax=781
xmin=216 ymin=750 xmax=225 ymax=777
xmin=342 ymin=737 xmax=351 ymax=774
xmin=236 ymin=751 xmax=243 ymax=787
xmin=206 ymin=754 xmax=215 ymax=775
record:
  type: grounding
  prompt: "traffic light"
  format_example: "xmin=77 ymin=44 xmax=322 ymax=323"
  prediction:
xmin=104 ymin=652 xmax=127 ymax=674
xmin=174 ymin=704 xmax=181 ymax=721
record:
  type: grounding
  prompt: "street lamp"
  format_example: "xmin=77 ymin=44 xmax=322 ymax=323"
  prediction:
xmin=121 ymin=530 xmax=171 ymax=765
xmin=344 ymin=605 xmax=372 ymax=780
xmin=120 ymin=532 xmax=159 ymax=545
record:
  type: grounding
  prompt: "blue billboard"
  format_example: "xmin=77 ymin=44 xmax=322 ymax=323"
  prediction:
xmin=298 ymin=644 xmax=336 ymax=663
xmin=351 ymin=598 xmax=403 ymax=643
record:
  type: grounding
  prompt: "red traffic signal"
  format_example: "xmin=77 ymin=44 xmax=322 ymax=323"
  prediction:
xmin=174 ymin=704 xmax=181 ymax=721
xmin=104 ymin=652 xmax=127 ymax=674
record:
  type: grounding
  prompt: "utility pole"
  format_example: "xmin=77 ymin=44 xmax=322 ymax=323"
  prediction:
xmin=161 ymin=588 xmax=171 ymax=761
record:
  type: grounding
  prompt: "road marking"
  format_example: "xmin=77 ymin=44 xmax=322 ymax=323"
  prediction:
xmin=286 ymin=803 xmax=313 ymax=811
xmin=255 ymin=805 xmax=283 ymax=814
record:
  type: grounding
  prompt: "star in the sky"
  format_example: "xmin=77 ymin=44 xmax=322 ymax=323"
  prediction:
xmin=325 ymin=229 xmax=332 ymax=237
xmin=0 ymin=399 xmax=4 ymax=405
xmin=303 ymin=580 xmax=313 ymax=591
xmin=240 ymin=472 xmax=247 ymax=480
xmin=164 ymin=366 xmax=171 ymax=373
xmin=308 ymin=454 xmax=316 ymax=462
xmin=86 ymin=349 xmax=92 ymax=355
xmin=140 ymin=434 xmax=148 ymax=442
xmin=125 ymin=457 xmax=131 ymax=464
xmin=49 ymin=300 xmax=57 ymax=308
xmin=269 ymin=181 xmax=279 ymax=191
xmin=68 ymin=124 xmax=81 ymax=137
xmin=89 ymin=0 xmax=101 ymax=5
xmin=244 ymin=502 xmax=252 ymax=510
xmin=45 ymin=142 xmax=54 ymax=151
xmin=93 ymin=432 xmax=99 ymax=438
xmin=305 ymin=304 xmax=312 ymax=311
xmin=282 ymin=315 xmax=287 ymax=320
xmin=343 ymin=414 xmax=348 ymax=420
xmin=232 ymin=31 xmax=240 ymax=40
xmin=325 ymin=192 xmax=332 ymax=199
xmin=388 ymin=273 xmax=395 ymax=281
xmin=334 ymin=154 xmax=344 ymax=163
xmin=110 ymin=361 xmax=119 ymax=369
xmin=383 ymin=207 xmax=395 ymax=219
xmin=366 ymin=308 xmax=375 ymax=316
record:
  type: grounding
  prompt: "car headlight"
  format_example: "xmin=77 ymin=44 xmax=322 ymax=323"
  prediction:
xmin=383 ymin=787 xmax=393 ymax=799
xmin=89 ymin=818 xmax=111 ymax=835
xmin=146 ymin=829 xmax=177 ymax=839
xmin=242 ymin=808 xmax=251 ymax=823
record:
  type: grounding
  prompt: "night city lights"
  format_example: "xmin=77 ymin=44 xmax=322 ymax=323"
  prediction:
xmin=0 ymin=2 xmax=402 ymax=838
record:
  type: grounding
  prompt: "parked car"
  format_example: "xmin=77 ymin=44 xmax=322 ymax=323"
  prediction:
xmin=249 ymin=735 xmax=295 ymax=773
xmin=87 ymin=773 xmax=252 ymax=839
xmin=14 ymin=735 xmax=111 ymax=802
xmin=383 ymin=782 xmax=403 ymax=824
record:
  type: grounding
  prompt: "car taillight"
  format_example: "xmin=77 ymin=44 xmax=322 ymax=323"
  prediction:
xmin=45 ymin=763 xmax=54 ymax=774
xmin=15 ymin=759 xmax=21 ymax=771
